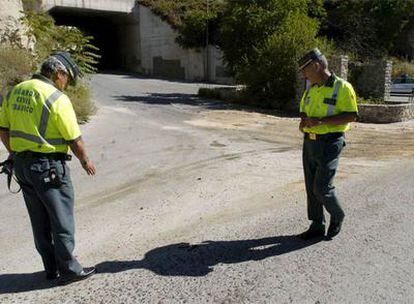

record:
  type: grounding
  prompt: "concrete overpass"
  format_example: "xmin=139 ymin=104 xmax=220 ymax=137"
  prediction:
xmin=41 ymin=0 xmax=136 ymax=14
xmin=41 ymin=0 xmax=140 ymax=71
xmin=40 ymin=0 xmax=233 ymax=83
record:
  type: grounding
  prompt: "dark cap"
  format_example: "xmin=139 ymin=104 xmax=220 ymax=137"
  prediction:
xmin=52 ymin=52 xmax=83 ymax=86
xmin=298 ymin=48 xmax=324 ymax=71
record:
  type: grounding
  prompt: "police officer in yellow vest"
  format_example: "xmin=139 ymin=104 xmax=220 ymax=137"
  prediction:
xmin=0 ymin=52 xmax=96 ymax=285
xmin=297 ymin=48 xmax=358 ymax=240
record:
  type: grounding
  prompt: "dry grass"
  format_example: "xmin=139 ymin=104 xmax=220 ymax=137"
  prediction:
xmin=391 ymin=57 xmax=414 ymax=78
xmin=0 ymin=46 xmax=34 ymax=93
xmin=66 ymin=82 xmax=97 ymax=124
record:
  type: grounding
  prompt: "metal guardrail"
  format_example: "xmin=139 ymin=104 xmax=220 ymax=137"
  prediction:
xmin=389 ymin=89 xmax=414 ymax=103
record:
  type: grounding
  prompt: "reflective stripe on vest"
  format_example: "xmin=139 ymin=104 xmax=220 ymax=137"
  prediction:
xmin=327 ymin=79 xmax=342 ymax=116
xmin=38 ymin=90 xmax=62 ymax=137
xmin=10 ymin=90 xmax=67 ymax=146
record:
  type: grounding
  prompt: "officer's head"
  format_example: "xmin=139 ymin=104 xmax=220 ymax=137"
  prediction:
xmin=40 ymin=52 xmax=83 ymax=90
xmin=298 ymin=48 xmax=328 ymax=84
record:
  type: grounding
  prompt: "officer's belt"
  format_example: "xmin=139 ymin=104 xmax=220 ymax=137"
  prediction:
xmin=304 ymin=132 xmax=344 ymax=141
xmin=15 ymin=151 xmax=72 ymax=161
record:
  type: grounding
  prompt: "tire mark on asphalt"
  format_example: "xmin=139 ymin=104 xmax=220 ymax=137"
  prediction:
xmin=79 ymin=146 xmax=296 ymax=206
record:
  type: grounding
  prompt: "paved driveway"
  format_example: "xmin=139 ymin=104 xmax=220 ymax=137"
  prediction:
xmin=1 ymin=73 xmax=413 ymax=303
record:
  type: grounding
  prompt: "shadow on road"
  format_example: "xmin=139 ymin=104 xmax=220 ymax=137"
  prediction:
xmin=0 ymin=271 xmax=56 ymax=293
xmin=114 ymin=93 xmax=297 ymax=118
xmin=96 ymin=235 xmax=321 ymax=277
xmin=114 ymin=93 xmax=233 ymax=110
xmin=0 ymin=235 xmax=321 ymax=293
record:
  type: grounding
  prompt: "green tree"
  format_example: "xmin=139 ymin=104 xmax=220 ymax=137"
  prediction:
xmin=20 ymin=10 xmax=100 ymax=74
xmin=175 ymin=9 xmax=221 ymax=49
xmin=322 ymin=0 xmax=414 ymax=60
xmin=218 ymin=0 xmax=322 ymax=109
xmin=241 ymin=12 xmax=319 ymax=108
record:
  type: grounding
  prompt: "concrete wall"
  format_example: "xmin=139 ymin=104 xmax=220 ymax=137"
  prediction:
xmin=117 ymin=9 xmax=141 ymax=72
xmin=42 ymin=1 xmax=232 ymax=83
xmin=138 ymin=6 xmax=232 ymax=83
xmin=138 ymin=5 xmax=204 ymax=81
xmin=208 ymin=46 xmax=233 ymax=84
xmin=42 ymin=0 xmax=135 ymax=13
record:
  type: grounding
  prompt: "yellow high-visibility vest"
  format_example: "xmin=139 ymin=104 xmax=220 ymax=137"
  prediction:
xmin=300 ymin=74 xmax=358 ymax=134
xmin=0 ymin=76 xmax=81 ymax=153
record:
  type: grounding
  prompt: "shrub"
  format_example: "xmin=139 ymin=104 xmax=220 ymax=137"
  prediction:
xmin=0 ymin=46 xmax=35 ymax=94
xmin=20 ymin=10 xmax=100 ymax=75
xmin=176 ymin=10 xmax=221 ymax=50
xmin=66 ymin=82 xmax=97 ymax=124
xmin=249 ymin=13 xmax=318 ymax=109
xmin=219 ymin=0 xmax=320 ymax=109
xmin=18 ymin=9 xmax=99 ymax=122
xmin=198 ymin=87 xmax=222 ymax=99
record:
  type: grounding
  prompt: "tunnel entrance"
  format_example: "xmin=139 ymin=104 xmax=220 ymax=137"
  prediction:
xmin=49 ymin=7 xmax=140 ymax=72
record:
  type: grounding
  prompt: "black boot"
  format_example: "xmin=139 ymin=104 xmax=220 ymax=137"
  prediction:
xmin=327 ymin=220 xmax=343 ymax=238
xmin=57 ymin=267 xmax=96 ymax=286
xmin=298 ymin=223 xmax=325 ymax=240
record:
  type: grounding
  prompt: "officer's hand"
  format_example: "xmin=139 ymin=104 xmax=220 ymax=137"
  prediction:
xmin=81 ymin=159 xmax=96 ymax=176
xmin=299 ymin=118 xmax=306 ymax=132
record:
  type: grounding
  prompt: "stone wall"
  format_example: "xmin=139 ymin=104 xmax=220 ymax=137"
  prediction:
xmin=330 ymin=55 xmax=349 ymax=80
xmin=0 ymin=0 xmax=31 ymax=48
xmin=358 ymin=103 xmax=414 ymax=123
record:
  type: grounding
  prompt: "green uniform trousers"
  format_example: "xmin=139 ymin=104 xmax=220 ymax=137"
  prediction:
xmin=302 ymin=134 xmax=346 ymax=225
xmin=14 ymin=155 xmax=83 ymax=275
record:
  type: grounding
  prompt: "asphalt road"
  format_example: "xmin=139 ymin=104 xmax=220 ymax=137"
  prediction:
xmin=0 ymin=73 xmax=413 ymax=304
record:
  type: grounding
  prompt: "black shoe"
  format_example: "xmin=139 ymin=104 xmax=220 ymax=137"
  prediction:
xmin=327 ymin=221 xmax=343 ymax=238
xmin=57 ymin=267 xmax=96 ymax=286
xmin=46 ymin=272 xmax=59 ymax=280
xmin=298 ymin=225 xmax=325 ymax=240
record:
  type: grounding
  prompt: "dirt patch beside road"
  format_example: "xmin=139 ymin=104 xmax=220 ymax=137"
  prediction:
xmin=187 ymin=109 xmax=414 ymax=159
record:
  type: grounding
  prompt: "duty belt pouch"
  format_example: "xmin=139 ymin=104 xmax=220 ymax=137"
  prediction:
xmin=30 ymin=161 xmax=62 ymax=187
xmin=44 ymin=168 xmax=62 ymax=186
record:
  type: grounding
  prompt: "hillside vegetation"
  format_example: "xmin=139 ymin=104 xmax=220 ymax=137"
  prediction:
xmin=0 ymin=1 xmax=98 ymax=123
xmin=137 ymin=0 xmax=225 ymax=28
xmin=139 ymin=0 xmax=413 ymax=109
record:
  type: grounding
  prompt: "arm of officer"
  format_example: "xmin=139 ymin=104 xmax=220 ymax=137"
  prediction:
xmin=299 ymin=113 xmax=307 ymax=132
xmin=315 ymin=112 xmax=357 ymax=126
xmin=303 ymin=112 xmax=357 ymax=127
xmin=304 ymin=81 xmax=358 ymax=127
xmin=54 ymin=95 xmax=96 ymax=176
xmin=0 ymin=94 xmax=12 ymax=154
xmin=69 ymin=138 xmax=96 ymax=176
xmin=0 ymin=129 xmax=12 ymax=153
